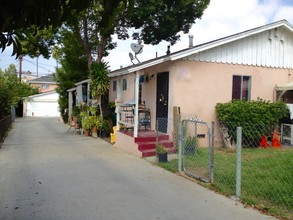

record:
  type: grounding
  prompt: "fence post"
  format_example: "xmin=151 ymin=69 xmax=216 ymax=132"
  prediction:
xmin=210 ymin=122 xmax=215 ymax=184
xmin=178 ymin=109 xmax=182 ymax=173
xmin=156 ymin=119 xmax=159 ymax=147
xmin=236 ymin=126 xmax=242 ymax=198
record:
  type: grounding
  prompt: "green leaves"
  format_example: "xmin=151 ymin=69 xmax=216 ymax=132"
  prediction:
xmin=216 ymin=99 xmax=290 ymax=147
xmin=89 ymin=61 xmax=110 ymax=117
xmin=0 ymin=0 xmax=93 ymax=57
xmin=0 ymin=65 xmax=39 ymax=119
xmin=90 ymin=61 xmax=110 ymax=98
xmin=127 ymin=0 xmax=210 ymax=45
xmin=0 ymin=33 xmax=22 ymax=58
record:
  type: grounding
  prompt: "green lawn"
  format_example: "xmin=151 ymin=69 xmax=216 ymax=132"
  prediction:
xmin=159 ymin=147 xmax=293 ymax=219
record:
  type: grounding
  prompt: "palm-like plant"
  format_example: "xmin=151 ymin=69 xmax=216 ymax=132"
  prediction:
xmin=90 ymin=61 xmax=109 ymax=118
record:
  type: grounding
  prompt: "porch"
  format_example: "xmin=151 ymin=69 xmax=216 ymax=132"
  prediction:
xmin=114 ymin=130 xmax=176 ymax=157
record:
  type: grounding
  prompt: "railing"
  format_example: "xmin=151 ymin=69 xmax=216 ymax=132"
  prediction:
xmin=118 ymin=104 xmax=135 ymax=129
xmin=118 ymin=104 xmax=151 ymax=131
xmin=0 ymin=115 xmax=12 ymax=144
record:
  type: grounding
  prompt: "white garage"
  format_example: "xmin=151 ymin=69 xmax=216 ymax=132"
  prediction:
xmin=23 ymin=91 xmax=60 ymax=117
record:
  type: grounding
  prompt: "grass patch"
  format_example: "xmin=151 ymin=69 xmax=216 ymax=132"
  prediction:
xmin=158 ymin=147 xmax=293 ymax=219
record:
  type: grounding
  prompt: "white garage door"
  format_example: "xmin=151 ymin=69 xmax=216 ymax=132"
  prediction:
xmin=27 ymin=101 xmax=60 ymax=117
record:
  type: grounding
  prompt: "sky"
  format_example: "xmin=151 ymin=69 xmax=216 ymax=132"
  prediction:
xmin=0 ymin=0 xmax=293 ymax=76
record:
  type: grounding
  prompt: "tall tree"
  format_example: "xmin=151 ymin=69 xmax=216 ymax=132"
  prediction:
xmin=69 ymin=0 xmax=209 ymax=66
xmin=54 ymin=29 xmax=89 ymax=123
xmin=59 ymin=0 xmax=209 ymax=119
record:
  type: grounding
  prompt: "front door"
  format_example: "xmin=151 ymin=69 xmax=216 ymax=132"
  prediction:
xmin=156 ymin=72 xmax=169 ymax=133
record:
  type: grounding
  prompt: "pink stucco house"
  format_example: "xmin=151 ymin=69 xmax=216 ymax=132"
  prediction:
xmin=106 ymin=20 xmax=293 ymax=156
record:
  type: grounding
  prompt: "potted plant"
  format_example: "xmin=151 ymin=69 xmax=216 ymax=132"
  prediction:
xmin=184 ymin=136 xmax=198 ymax=154
xmin=71 ymin=106 xmax=80 ymax=126
xmin=100 ymin=119 xmax=110 ymax=138
xmin=156 ymin=144 xmax=168 ymax=163
xmin=91 ymin=115 xmax=102 ymax=138
xmin=82 ymin=115 xmax=93 ymax=136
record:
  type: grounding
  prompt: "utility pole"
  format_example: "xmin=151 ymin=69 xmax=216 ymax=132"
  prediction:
xmin=19 ymin=55 xmax=23 ymax=82
xmin=36 ymin=56 xmax=39 ymax=77
xmin=36 ymin=50 xmax=40 ymax=77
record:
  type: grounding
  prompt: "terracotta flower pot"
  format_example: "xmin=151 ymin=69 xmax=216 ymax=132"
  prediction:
xmin=91 ymin=127 xmax=98 ymax=138
xmin=84 ymin=130 xmax=90 ymax=136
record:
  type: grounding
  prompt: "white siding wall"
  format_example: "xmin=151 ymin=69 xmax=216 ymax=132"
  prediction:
xmin=184 ymin=27 xmax=293 ymax=69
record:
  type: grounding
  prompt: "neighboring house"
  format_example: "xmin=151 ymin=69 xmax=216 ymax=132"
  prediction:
xmin=28 ymin=74 xmax=58 ymax=93
xmin=23 ymin=91 xmax=60 ymax=117
xmin=107 ymin=20 xmax=293 ymax=153
xmin=67 ymin=79 xmax=91 ymax=117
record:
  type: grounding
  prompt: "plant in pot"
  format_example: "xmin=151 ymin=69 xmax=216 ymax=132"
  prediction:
xmin=82 ymin=115 xmax=93 ymax=136
xmin=99 ymin=119 xmax=110 ymax=138
xmin=184 ymin=136 xmax=198 ymax=155
xmin=156 ymin=144 xmax=168 ymax=163
xmin=91 ymin=115 xmax=103 ymax=138
xmin=71 ymin=106 xmax=80 ymax=127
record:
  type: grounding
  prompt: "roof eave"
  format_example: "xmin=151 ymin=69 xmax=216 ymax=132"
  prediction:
xmin=67 ymin=87 xmax=77 ymax=92
xmin=171 ymin=20 xmax=293 ymax=61
xmin=75 ymin=79 xmax=90 ymax=86
xmin=108 ymin=57 xmax=170 ymax=77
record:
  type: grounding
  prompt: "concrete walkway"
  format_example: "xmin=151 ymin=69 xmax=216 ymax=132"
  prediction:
xmin=0 ymin=117 xmax=276 ymax=220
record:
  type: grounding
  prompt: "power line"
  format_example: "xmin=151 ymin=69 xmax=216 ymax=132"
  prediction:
xmin=23 ymin=58 xmax=52 ymax=72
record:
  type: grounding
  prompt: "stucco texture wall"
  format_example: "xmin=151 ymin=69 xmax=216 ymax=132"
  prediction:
xmin=109 ymin=75 xmax=136 ymax=104
xmin=171 ymin=60 xmax=292 ymax=124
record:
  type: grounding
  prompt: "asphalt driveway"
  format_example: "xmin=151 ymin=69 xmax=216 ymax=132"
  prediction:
xmin=0 ymin=117 xmax=276 ymax=220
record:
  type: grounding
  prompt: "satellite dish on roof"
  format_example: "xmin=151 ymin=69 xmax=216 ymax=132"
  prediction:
xmin=129 ymin=52 xmax=135 ymax=64
xmin=128 ymin=42 xmax=144 ymax=64
xmin=131 ymin=43 xmax=143 ymax=55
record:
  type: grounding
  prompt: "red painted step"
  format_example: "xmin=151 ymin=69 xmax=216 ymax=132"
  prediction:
xmin=138 ymin=140 xmax=176 ymax=157
xmin=120 ymin=130 xmax=176 ymax=157
xmin=137 ymin=140 xmax=173 ymax=151
xmin=141 ymin=146 xmax=177 ymax=157
xmin=134 ymin=134 xmax=169 ymax=143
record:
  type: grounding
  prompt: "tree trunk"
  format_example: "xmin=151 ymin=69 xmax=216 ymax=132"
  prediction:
xmin=75 ymin=17 xmax=92 ymax=69
xmin=96 ymin=36 xmax=107 ymax=64
xmin=98 ymin=95 xmax=103 ymax=118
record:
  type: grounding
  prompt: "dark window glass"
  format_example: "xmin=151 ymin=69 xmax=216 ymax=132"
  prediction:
xmin=113 ymin=80 xmax=117 ymax=91
xmin=232 ymin=76 xmax=241 ymax=100
xmin=122 ymin=79 xmax=127 ymax=91
xmin=232 ymin=75 xmax=251 ymax=100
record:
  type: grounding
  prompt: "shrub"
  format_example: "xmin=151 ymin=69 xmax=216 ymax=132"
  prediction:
xmin=215 ymin=99 xmax=289 ymax=147
xmin=71 ymin=105 xmax=80 ymax=116
xmin=156 ymin=144 xmax=168 ymax=154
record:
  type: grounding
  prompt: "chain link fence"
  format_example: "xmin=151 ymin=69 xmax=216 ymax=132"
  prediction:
xmin=214 ymin=121 xmax=292 ymax=219
xmin=182 ymin=118 xmax=213 ymax=183
xmin=155 ymin=112 xmax=293 ymax=219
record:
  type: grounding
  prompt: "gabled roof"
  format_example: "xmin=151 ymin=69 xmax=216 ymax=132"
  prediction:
xmin=23 ymin=90 xmax=57 ymax=99
xmin=108 ymin=20 xmax=293 ymax=77
xmin=67 ymin=87 xmax=77 ymax=92
xmin=28 ymin=74 xmax=57 ymax=84
xmin=75 ymin=79 xmax=90 ymax=86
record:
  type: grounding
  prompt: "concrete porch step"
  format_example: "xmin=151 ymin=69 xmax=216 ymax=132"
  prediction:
xmin=137 ymin=140 xmax=174 ymax=151
xmin=134 ymin=134 xmax=169 ymax=143
xmin=141 ymin=146 xmax=177 ymax=157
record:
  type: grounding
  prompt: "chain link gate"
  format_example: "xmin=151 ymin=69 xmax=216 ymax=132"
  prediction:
xmin=181 ymin=119 xmax=214 ymax=183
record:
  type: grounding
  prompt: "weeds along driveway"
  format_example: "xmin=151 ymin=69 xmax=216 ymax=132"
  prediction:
xmin=0 ymin=117 xmax=276 ymax=220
